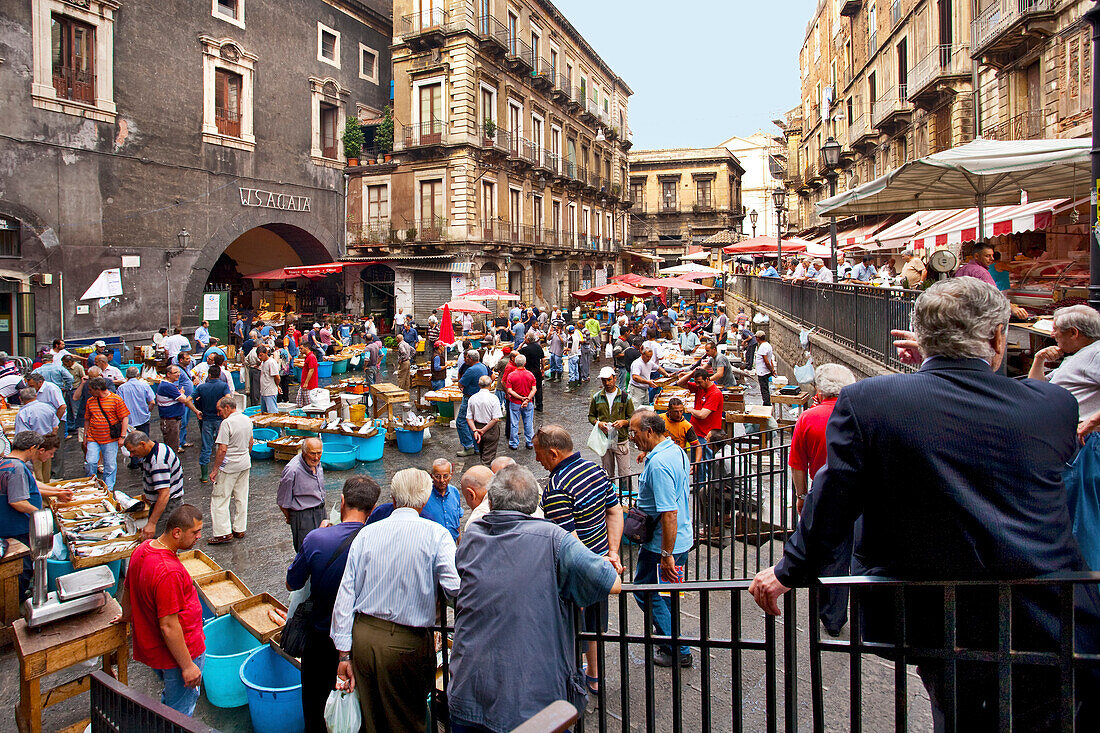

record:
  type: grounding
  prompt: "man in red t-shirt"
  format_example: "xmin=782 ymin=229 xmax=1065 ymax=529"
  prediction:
xmin=786 ymin=362 xmax=856 ymax=637
xmin=677 ymin=368 xmax=724 ymax=439
xmin=504 ymin=354 xmax=537 ymax=449
xmin=299 ymin=349 xmax=320 ymax=406
xmin=115 ymin=504 xmax=206 ymax=716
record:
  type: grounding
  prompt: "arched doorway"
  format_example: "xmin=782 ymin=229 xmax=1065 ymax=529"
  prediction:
xmin=360 ymin=264 xmax=395 ymax=331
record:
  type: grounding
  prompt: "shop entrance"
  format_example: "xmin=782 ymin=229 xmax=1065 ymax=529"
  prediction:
xmin=360 ymin=264 xmax=395 ymax=330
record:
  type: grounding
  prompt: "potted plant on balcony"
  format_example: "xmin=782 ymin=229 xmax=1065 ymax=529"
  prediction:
xmin=483 ymin=118 xmax=496 ymax=144
xmin=376 ymin=105 xmax=394 ymax=162
xmin=343 ymin=116 xmax=364 ymax=167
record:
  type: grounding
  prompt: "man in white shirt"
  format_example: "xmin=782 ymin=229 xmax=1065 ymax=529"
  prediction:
xmin=753 ymin=331 xmax=775 ymax=407
xmin=163 ymin=327 xmax=190 ymax=360
xmin=466 ymin=375 xmax=503 ymax=466
xmin=207 ymin=397 xmax=253 ymax=544
xmin=257 ymin=347 xmax=281 ymax=413
xmin=630 ymin=347 xmax=669 ymax=407
xmin=815 ymin=259 xmax=834 ymax=283
xmin=1029 ymin=304 xmax=1100 ymax=417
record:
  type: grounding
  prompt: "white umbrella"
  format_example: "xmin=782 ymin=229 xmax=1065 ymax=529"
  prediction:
xmin=660 ymin=263 xmax=722 ymax=276
xmin=680 ymin=251 xmax=711 ymax=261
xmin=816 ymin=138 xmax=1090 ymax=223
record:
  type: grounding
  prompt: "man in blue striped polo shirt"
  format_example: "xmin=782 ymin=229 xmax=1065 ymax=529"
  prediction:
xmin=124 ymin=431 xmax=184 ymax=539
xmin=534 ymin=424 xmax=623 ymax=699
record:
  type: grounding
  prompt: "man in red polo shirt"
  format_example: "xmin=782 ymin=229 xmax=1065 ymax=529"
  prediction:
xmin=298 ymin=349 xmax=319 ymax=406
xmin=677 ymin=368 xmax=724 ymax=440
xmin=787 ymin=362 xmax=857 ymax=636
xmin=115 ymin=504 xmax=206 ymax=716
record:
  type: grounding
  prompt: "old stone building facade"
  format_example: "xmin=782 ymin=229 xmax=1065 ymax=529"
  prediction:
xmin=788 ymin=0 xmax=1089 ymax=234
xmin=0 ymin=0 xmax=391 ymax=351
xmin=344 ymin=0 xmax=633 ymax=319
xmin=626 ymin=148 xmax=745 ymax=265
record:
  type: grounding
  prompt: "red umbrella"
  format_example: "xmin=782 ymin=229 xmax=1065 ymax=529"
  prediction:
xmin=722 ymin=235 xmax=811 ymax=255
xmin=442 ymin=299 xmax=493 ymax=314
xmin=438 ymin=304 xmax=456 ymax=345
xmin=572 ymin=283 xmax=655 ymax=301
xmin=459 ymin=287 xmax=521 ymax=301
xmin=610 ymin=273 xmax=647 ymax=285
xmin=660 ymin=277 xmax=713 ymax=291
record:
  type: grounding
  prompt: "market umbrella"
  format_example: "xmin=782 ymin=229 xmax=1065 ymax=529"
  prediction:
xmin=459 ymin=287 xmax=521 ymax=301
xmin=815 ymin=138 xmax=1090 ymax=218
xmin=661 ymin=263 xmax=722 ymax=276
xmin=722 ymin=236 xmax=811 ymax=255
xmin=442 ymin=299 xmax=493 ymax=314
xmin=659 ymin=277 xmax=713 ymax=292
xmin=571 ymin=283 xmax=654 ymax=301
xmin=438 ymin=304 xmax=457 ymax=346
xmin=610 ymin=273 xmax=647 ymax=285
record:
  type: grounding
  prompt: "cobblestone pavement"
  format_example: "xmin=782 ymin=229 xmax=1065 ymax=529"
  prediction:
xmin=0 ymin=357 xmax=932 ymax=731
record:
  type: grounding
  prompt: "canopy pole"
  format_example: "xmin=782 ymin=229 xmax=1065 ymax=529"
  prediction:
xmin=1089 ymin=2 xmax=1100 ymax=313
xmin=976 ymin=193 xmax=986 ymax=243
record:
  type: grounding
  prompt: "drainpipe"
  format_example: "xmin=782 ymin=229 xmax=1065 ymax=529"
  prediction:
xmin=57 ymin=271 xmax=64 ymax=340
xmin=1087 ymin=1 xmax=1100 ymax=312
xmin=972 ymin=0 xmax=981 ymax=139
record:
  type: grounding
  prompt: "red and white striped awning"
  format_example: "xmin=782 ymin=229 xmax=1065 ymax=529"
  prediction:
xmin=834 ymin=222 xmax=886 ymax=249
xmin=911 ymin=198 xmax=1066 ymax=251
xmin=868 ymin=209 xmax=964 ymax=251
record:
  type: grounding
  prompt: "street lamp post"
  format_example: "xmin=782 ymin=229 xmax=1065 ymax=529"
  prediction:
xmin=749 ymin=208 xmax=758 ymax=239
xmin=1088 ymin=2 xmax=1100 ymax=312
xmin=772 ymin=187 xmax=787 ymax=271
xmin=821 ymin=136 xmax=842 ymax=271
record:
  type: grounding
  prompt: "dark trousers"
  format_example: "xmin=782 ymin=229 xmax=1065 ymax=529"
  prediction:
xmin=289 ymin=504 xmax=325 ymax=552
xmin=130 ymin=421 xmax=150 ymax=468
xmin=160 ymin=417 xmax=181 ymax=452
xmin=529 ymin=368 xmax=543 ymax=411
xmin=350 ymin=614 xmax=433 ymax=733
xmin=248 ymin=367 xmax=261 ymax=407
xmin=474 ymin=420 xmax=499 ymax=466
xmin=301 ymin=624 xmax=339 ymax=733
xmin=757 ymin=375 xmax=772 ymax=406
xmin=818 ymin=533 xmax=852 ymax=634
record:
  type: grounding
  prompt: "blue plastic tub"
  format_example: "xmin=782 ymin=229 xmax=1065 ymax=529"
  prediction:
xmin=292 ymin=365 xmax=302 ymax=380
xmin=199 ymin=595 xmax=215 ymax=623
xmin=317 ymin=361 xmax=334 ymax=379
xmin=203 ymin=615 xmax=262 ymax=708
xmin=232 ymin=370 xmax=245 ymax=390
xmin=239 ymin=645 xmax=304 ymax=733
xmin=253 ymin=427 xmax=279 ymax=441
xmin=394 ymin=426 xmax=424 ymax=454
xmin=355 ymin=428 xmax=386 ymax=462
xmin=244 ymin=406 xmax=262 ymax=417
xmin=320 ymin=446 xmax=356 ymax=470
xmin=332 ymin=358 xmax=348 ymax=375
xmin=320 ymin=433 xmax=352 ymax=447
xmin=46 ymin=557 xmax=120 ymax=596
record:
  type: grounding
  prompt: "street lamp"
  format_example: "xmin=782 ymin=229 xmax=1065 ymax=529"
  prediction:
xmin=749 ymin=209 xmax=758 ymax=239
xmin=821 ymin=136 xmax=842 ymax=273
xmin=176 ymin=229 xmax=191 ymax=249
xmin=772 ymin=186 xmax=787 ymax=270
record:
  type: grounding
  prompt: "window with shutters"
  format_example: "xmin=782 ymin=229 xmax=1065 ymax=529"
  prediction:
xmin=51 ymin=14 xmax=95 ymax=104
xmin=366 ymin=185 xmax=389 ymax=229
xmin=32 ymin=1 xmax=117 ymax=122
xmin=212 ymin=0 xmax=244 ymax=28
xmin=318 ymin=23 xmax=340 ymax=68
xmin=0 ymin=219 xmax=20 ymax=259
xmin=201 ymin=37 xmax=257 ymax=150
xmin=320 ymin=103 xmax=338 ymax=158
xmin=310 ymin=77 xmax=348 ymax=166
xmin=359 ymin=44 xmax=379 ymax=84
xmin=214 ymin=69 xmax=242 ymax=137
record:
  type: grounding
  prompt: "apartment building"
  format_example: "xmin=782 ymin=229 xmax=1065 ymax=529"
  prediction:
xmin=345 ymin=0 xmax=633 ymax=318
xmin=720 ymin=132 xmax=788 ymax=240
xmin=789 ymin=0 xmax=1090 ymax=234
xmin=627 ymin=148 xmax=745 ymax=266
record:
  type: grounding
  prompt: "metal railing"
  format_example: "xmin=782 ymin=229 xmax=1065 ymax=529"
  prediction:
xmin=214 ymin=107 xmax=241 ymax=138
xmin=972 ymin=0 xmax=1056 ymax=55
xmin=90 ymin=671 xmax=217 ymax=732
xmin=403 ymin=120 xmax=447 ymax=148
xmin=476 ymin=14 xmax=509 ymax=49
xmin=506 ymin=36 xmax=534 ymax=70
xmin=401 ymin=8 xmax=452 ymax=39
xmin=533 ymin=58 xmax=554 ymax=86
xmin=477 ymin=123 xmax=512 ymax=154
xmin=872 ymin=85 xmax=910 ymax=127
xmin=848 ymin=112 xmax=870 ymax=144
xmin=52 ymin=66 xmax=95 ymax=104
xmin=349 ymin=217 xmax=394 ymax=245
xmin=728 ymin=275 xmax=919 ymax=371
xmin=408 ymin=217 xmax=448 ymax=242
xmin=909 ymin=44 xmax=971 ymax=98
xmin=985 ymin=109 xmax=1046 ymax=141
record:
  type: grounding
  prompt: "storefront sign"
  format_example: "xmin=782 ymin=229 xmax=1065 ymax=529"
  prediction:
xmin=239 ymin=188 xmax=311 ymax=212
xmin=284 ymin=263 xmax=342 ymax=277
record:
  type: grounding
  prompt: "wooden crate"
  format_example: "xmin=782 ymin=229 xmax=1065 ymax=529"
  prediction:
xmin=69 ymin=536 xmax=140 ymax=569
xmin=178 ymin=550 xmax=221 ymax=580
xmin=230 ymin=593 xmax=288 ymax=643
xmin=195 ymin=570 xmax=251 ymax=616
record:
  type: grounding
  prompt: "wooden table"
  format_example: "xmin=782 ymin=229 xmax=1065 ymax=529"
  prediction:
xmin=0 ymin=539 xmax=29 ymax=648
xmin=369 ymin=383 xmax=409 ymax=421
xmin=724 ymin=406 xmax=775 ymax=450
xmin=15 ymin=598 xmax=128 ymax=733
xmin=770 ymin=391 xmax=812 ymax=421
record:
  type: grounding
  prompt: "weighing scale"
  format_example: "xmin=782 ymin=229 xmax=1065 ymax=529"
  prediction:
xmin=22 ymin=510 xmax=113 ymax=629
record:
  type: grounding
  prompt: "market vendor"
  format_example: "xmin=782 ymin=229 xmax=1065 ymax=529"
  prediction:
xmin=629 ymin=346 xmax=670 ymax=408
xmin=954 ymin=242 xmax=1029 ymax=319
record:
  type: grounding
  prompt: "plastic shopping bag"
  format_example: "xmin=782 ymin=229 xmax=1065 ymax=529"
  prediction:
xmin=324 ymin=688 xmax=362 ymax=733
xmin=587 ymin=424 xmax=610 ymax=457
xmin=1063 ymin=434 xmax=1100 ymax=573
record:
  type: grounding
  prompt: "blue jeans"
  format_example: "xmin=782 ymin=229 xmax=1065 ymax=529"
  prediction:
xmin=179 ymin=409 xmax=191 ymax=446
xmin=85 ymin=440 xmax=119 ymax=490
xmin=633 ymin=548 xmax=691 ymax=656
xmin=154 ymin=653 xmax=205 ymax=716
xmin=549 ymin=353 xmax=563 ymax=376
xmin=456 ymin=396 xmax=474 ymax=449
xmin=199 ymin=416 xmax=222 ymax=466
xmin=261 ymin=395 xmax=278 ymax=413
xmin=71 ymin=391 xmax=86 ymax=433
xmin=568 ymin=355 xmax=579 ymax=382
xmin=508 ymin=402 xmax=534 ymax=448
xmin=431 ymin=379 xmax=446 ymax=390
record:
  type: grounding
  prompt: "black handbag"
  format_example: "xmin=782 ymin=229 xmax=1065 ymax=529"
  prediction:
xmin=623 ymin=505 xmax=657 ymax=545
xmin=96 ymin=397 xmax=122 ymax=440
xmin=281 ymin=526 xmax=361 ymax=657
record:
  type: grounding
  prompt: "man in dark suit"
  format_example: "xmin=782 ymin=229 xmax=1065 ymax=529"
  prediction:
xmin=750 ymin=277 xmax=1100 ymax=731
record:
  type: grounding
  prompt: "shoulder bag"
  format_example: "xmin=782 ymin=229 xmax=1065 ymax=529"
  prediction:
xmin=97 ymin=397 xmax=121 ymax=440
xmin=281 ymin=526 xmax=362 ymax=657
xmin=623 ymin=505 xmax=657 ymax=545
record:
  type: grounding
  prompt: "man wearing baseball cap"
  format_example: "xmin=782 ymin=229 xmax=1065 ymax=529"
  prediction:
xmin=589 ymin=366 xmax=635 ymax=482
xmin=85 ymin=340 xmax=111 ymax=368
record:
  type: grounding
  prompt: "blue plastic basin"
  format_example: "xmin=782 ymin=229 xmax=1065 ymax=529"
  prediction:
xmin=317 ymin=361 xmax=334 ymax=379
xmin=239 ymin=645 xmax=305 ymax=733
xmin=320 ymin=446 xmax=356 ymax=470
xmin=355 ymin=428 xmax=386 ymax=462
xmin=203 ymin=615 xmax=262 ymax=708
xmin=394 ymin=426 xmax=424 ymax=454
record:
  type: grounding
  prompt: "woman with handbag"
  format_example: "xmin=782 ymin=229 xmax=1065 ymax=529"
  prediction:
xmin=285 ymin=477 xmax=379 ymax=731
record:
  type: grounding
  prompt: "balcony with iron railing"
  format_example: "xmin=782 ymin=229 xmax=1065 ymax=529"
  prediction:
xmin=848 ymin=110 xmax=873 ymax=146
xmin=532 ymin=58 xmax=554 ymax=89
xmin=972 ymin=0 xmax=1056 ymax=57
xmin=575 ymin=164 xmax=589 ymax=186
xmin=349 ymin=217 xmax=395 ymax=246
xmin=551 ymin=74 xmax=572 ymax=103
xmin=52 ymin=66 xmax=95 ymax=104
xmin=400 ymin=8 xmax=453 ymax=47
xmin=408 ymin=217 xmax=448 ymax=242
xmin=505 ymin=36 xmax=534 ymax=73
xmin=580 ymin=97 xmax=599 ymax=122
xmin=563 ymin=159 xmax=577 ymax=180
xmin=589 ymin=173 xmax=603 ymax=192
xmin=475 ymin=15 xmax=509 ymax=53
xmin=515 ymin=137 xmax=538 ymax=166
xmin=985 ymin=109 xmax=1046 ymax=141
xmin=658 ymin=200 xmax=679 ymax=214
xmin=909 ymin=44 xmax=971 ymax=102
xmin=872 ymin=85 xmax=911 ymax=128
xmin=215 ymin=107 xmax=241 ymax=138
xmin=476 ymin=123 xmax=512 ymax=155
xmin=402 ymin=120 xmax=448 ymax=148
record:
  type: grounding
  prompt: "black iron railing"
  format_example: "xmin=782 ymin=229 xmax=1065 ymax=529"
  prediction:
xmin=90 ymin=671 xmax=218 ymax=732
xmin=404 ymin=120 xmax=447 ymax=147
xmin=728 ymin=276 xmax=919 ymax=371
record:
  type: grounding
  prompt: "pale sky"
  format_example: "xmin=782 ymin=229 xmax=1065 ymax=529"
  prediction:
xmin=549 ymin=0 xmax=817 ymax=150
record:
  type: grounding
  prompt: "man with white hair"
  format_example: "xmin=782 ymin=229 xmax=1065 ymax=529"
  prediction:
xmin=333 ymin=468 xmax=458 ymax=732
xmin=447 ymin=465 xmax=620 ymax=731
xmin=813 ymin=258 xmax=833 ymax=283
xmin=1028 ymin=304 xmax=1100 ymax=416
xmin=751 ymin=278 xmax=1100 ymax=729
xmin=424 ymin=459 xmax=461 ymax=541
xmin=459 ymin=464 xmax=495 ymax=531
xmin=787 ymin=362 xmax=857 ymax=636
xmin=899 ymin=250 xmax=926 ymax=288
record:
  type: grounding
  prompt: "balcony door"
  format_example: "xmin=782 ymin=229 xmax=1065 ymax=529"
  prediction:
xmin=51 ymin=14 xmax=95 ymax=103
xmin=478 ymin=0 xmax=491 ymax=33
xmin=532 ymin=195 xmax=543 ymax=243
xmin=419 ymin=0 xmax=441 ymax=29
xmin=420 ymin=179 xmax=443 ymax=235
xmin=481 ymin=181 xmax=495 ymax=236
xmin=509 ymin=188 xmax=521 ymax=242
xmin=509 ymin=103 xmax=521 ymax=155
xmin=419 ymin=83 xmax=442 ymax=141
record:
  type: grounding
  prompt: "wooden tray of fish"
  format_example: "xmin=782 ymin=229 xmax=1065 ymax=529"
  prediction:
xmin=69 ymin=535 xmax=140 ymax=568
xmin=178 ymin=549 xmax=222 ymax=580
xmin=230 ymin=593 xmax=288 ymax=643
xmin=195 ymin=570 xmax=252 ymax=615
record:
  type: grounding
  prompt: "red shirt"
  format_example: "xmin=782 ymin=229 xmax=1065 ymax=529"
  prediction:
xmin=504 ymin=368 xmax=536 ymax=404
xmin=302 ymin=351 xmax=319 ymax=389
xmin=788 ymin=397 xmax=838 ymax=479
xmin=126 ymin=541 xmax=205 ymax=669
xmin=688 ymin=382 xmax=724 ymax=437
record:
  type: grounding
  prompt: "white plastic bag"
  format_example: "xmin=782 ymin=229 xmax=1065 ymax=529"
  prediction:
xmin=587 ymin=424 xmax=610 ymax=457
xmin=324 ymin=688 xmax=362 ymax=733
xmin=604 ymin=342 xmax=613 ymax=359
xmin=793 ymin=356 xmax=815 ymax=385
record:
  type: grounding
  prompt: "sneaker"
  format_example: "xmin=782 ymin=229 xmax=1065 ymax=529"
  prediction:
xmin=207 ymin=535 xmax=233 ymax=545
xmin=654 ymin=649 xmax=694 ymax=668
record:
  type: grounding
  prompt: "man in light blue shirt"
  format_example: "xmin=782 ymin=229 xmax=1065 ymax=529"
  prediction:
xmin=118 ymin=367 xmax=155 ymax=468
xmin=35 ymin=356 xmax=73 ymax=394
xmin=511 ymin=318 xmax=525 ymax=342
xmin=760 ymin=261 xmax=780 ymax=278
xmin=423 ymin=459 xmax=462 ymax=540
xmin=851 ymin=256 xmax=878 ymax=282
xmin=194 ymin=321 xmax=210 ymax=351
xmin=509 ymin=305 xmax=522 ymax=322
xmin=14 ymin=388 xmax=59 ymax=437
xmin=679 ymin=327 xmax=701 ymax=354
xmin=628 ymin=409 xmax=693 ymax=667
xmin=175 ymin=356 xmax=196 ymax=450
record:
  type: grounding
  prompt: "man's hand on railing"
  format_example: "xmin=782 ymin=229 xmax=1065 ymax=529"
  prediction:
xmin=890 ymin=329 xmax=922 ymax=365
xmin=749 ymin=566 xmax=791 ymax=616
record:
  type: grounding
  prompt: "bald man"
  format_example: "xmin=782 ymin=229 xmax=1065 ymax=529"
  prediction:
xmin=490 ymin=456 xmax=516 ymax=473
xmin=460 ymin=465 xmax=495 ymax=531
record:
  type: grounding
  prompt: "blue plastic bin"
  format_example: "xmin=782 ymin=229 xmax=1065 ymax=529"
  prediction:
xmin=239 ymin=645 xmax=305 ymax=733
xmin=332 ymin=358 xmax=348 ymax=375
xmin=320 ymin=446 xmax=356 ymax=470
xmin=46 ymin=557 xmax=121 ymax=596
xmin=394 ymin=426 xmax=424 ymax=454
xmin=253 ymin=427 xmax=279 ymax=441
xmin=232 ymin=370 xmax=245 ymax=390
xmin=320 ymin=433 xmax=352 ymax=447
xmin=203 ymin=615 xmax=262 ymax=708
xmin=317 ymin=361 xmax=334 ymax=379
xmin=243 ymin=406 xmax=262 ymax=416
xmin=355 ymin=428 xmax=386 ymax=462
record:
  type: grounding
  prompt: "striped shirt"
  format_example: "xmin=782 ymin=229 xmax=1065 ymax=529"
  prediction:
xmin=541 ymin=452 xmax=617 ymax=556
xmin=329 ymin=508 xmax=459 ymax=651
xmin=85 ymin=393 xmax=129 ymax=445
xmin=139 ymin=441 xmax=184 ymax=502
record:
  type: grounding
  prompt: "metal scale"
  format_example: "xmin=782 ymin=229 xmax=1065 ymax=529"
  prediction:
xmin=22 ymin=510 xmax=114 ymax=628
